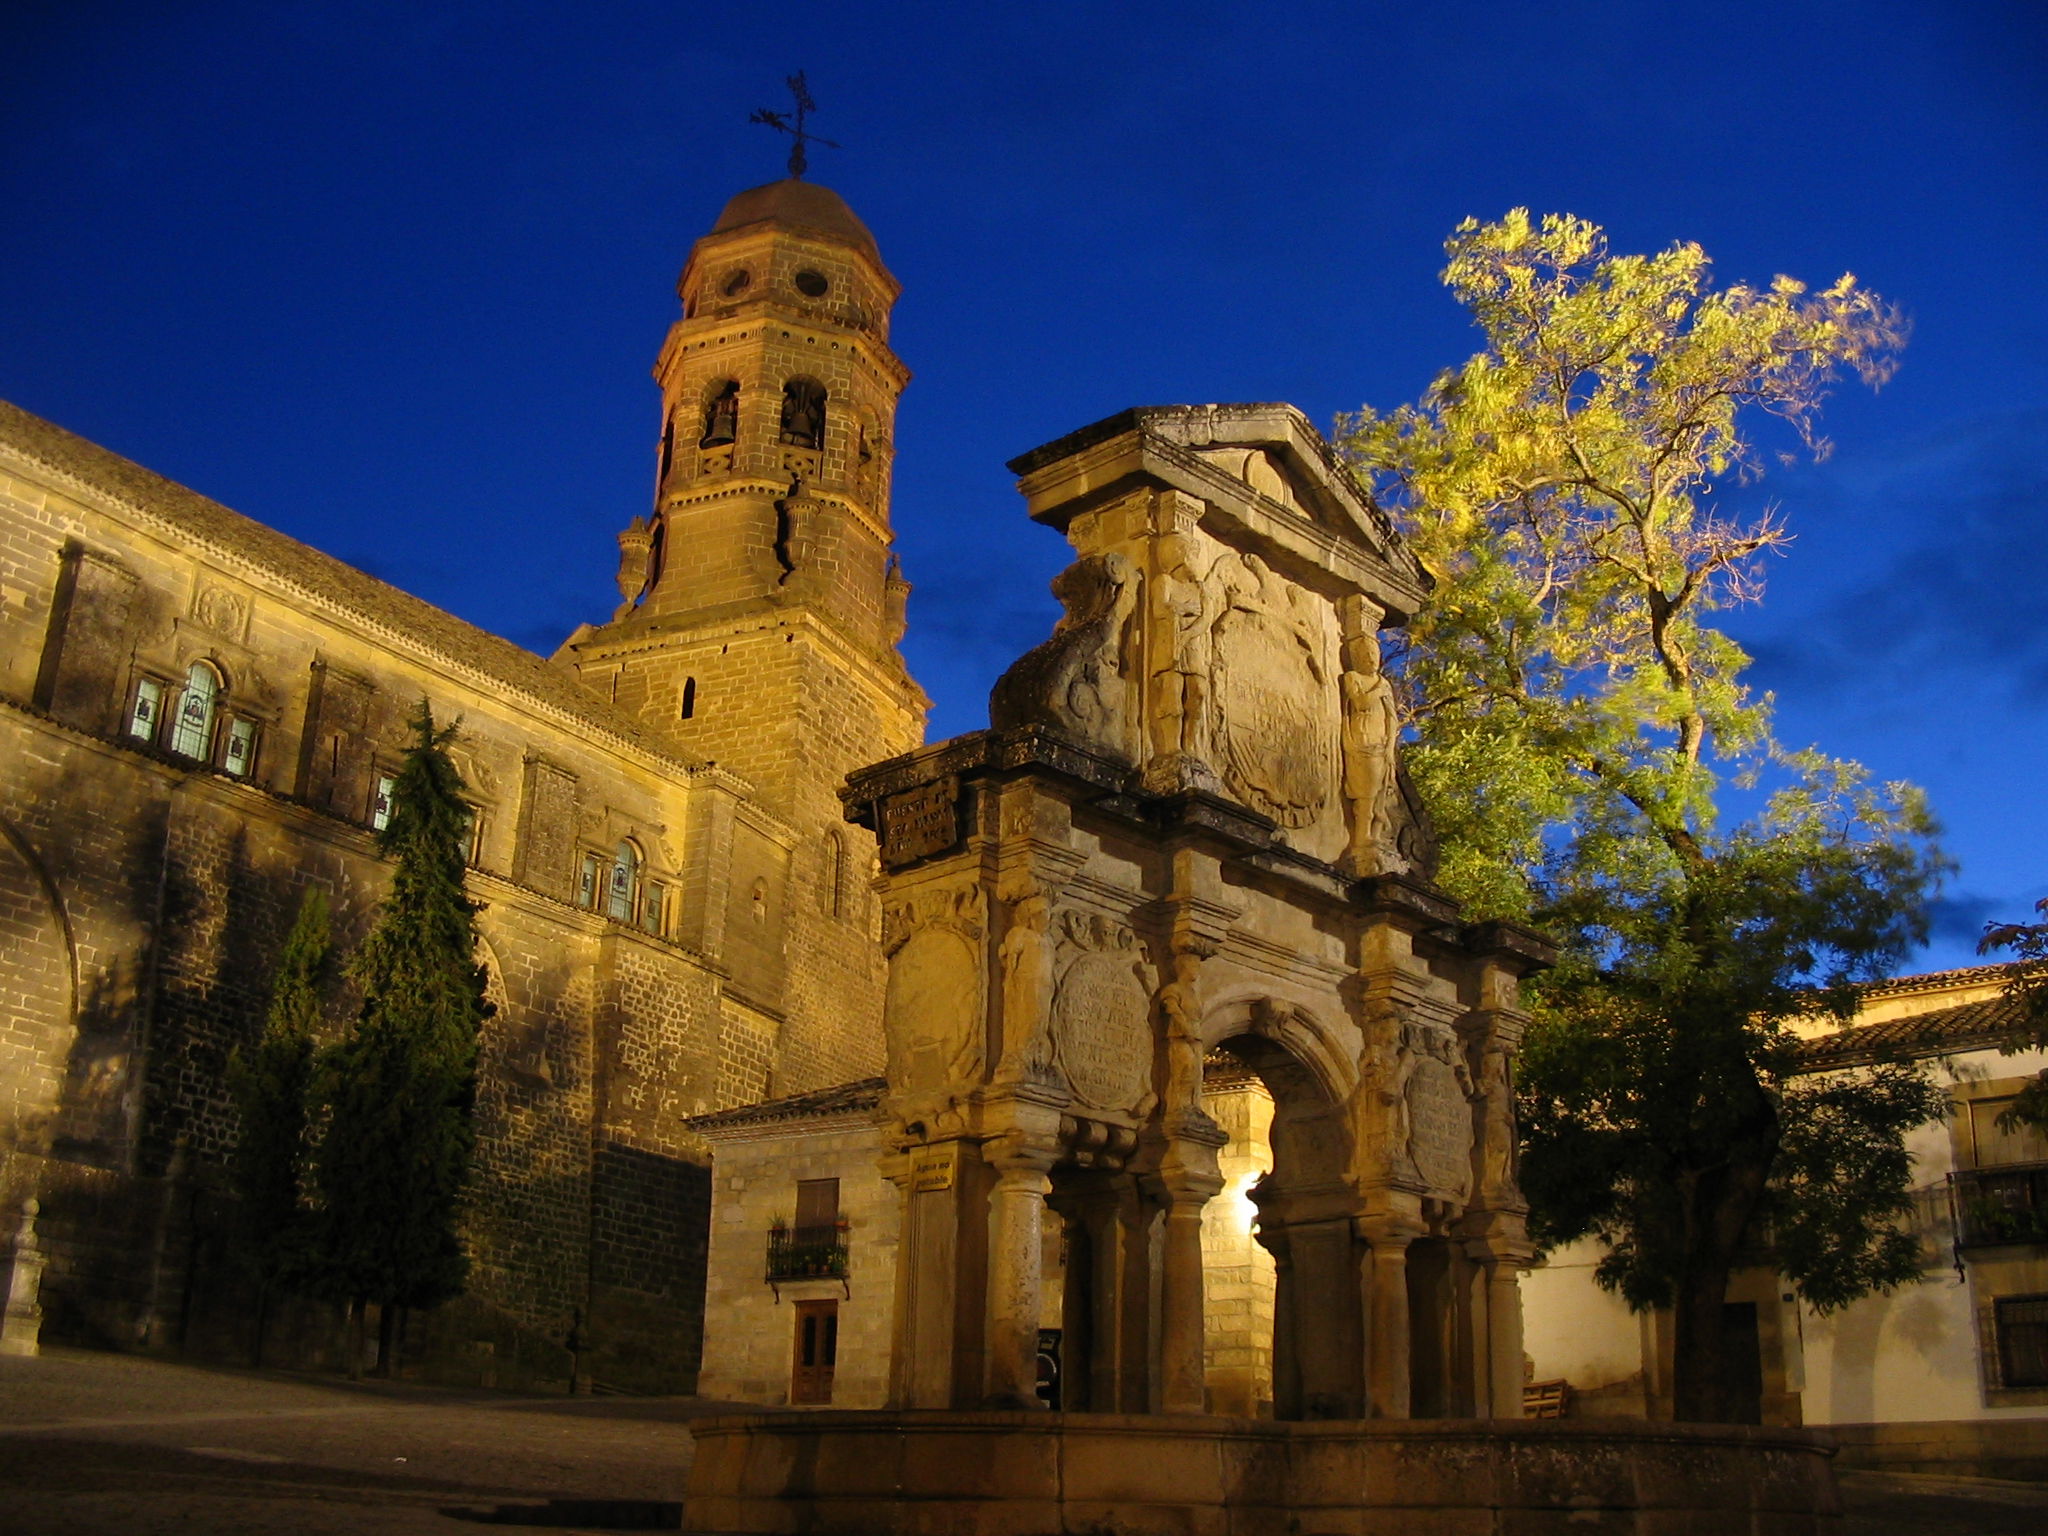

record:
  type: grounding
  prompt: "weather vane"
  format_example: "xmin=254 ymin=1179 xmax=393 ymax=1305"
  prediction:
xmin=750 ymin=71 xmax=840 ymax=180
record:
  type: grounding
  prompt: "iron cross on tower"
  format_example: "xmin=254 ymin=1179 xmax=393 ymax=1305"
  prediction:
xmin=750 ymin=72 xmax=840 ymax=180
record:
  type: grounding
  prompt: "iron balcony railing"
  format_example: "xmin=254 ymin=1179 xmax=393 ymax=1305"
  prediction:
xmin=1950 ymin=1160 xmax=2048 ymax=1249
xmin=766 ymin=1222 xmax=849 ymax=1281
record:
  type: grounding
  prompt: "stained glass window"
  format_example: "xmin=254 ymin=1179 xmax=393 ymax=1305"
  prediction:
xmin=607 ymin=841 xmax=638 ymax=922
xmin=129 ymin=678 xmax=162 ymax=742
xmin=371 ymin=774 xmax=396 ymax=831
xmin=168 ymin=663 xmax=219 ymax=758
xmin=223 ymin=718 xmax=256 ymax=777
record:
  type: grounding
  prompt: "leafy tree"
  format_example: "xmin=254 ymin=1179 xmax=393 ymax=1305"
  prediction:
xmin=1979 ymin=898 xmax=2048 ymax=1131
xmin=312 ymin=702 xmax=490 ymax=1376
xmin=227 ymin=886 xmax=331 ymax=1364
xmin=1339 ymin=210 xmax=1949 ymax=1421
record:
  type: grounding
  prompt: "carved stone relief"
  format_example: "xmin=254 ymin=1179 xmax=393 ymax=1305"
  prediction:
xmin=191 ymin=580 xmax=250 ymax=643
xmin=987 ymin=552 xmax=1138 ymax=760
xmin=1048 ymin=910 xmax=1153 ymax=1115
xmin=883 ymin=887 xmax=985 ymax=1095
xmin=1403 ymin=1020 xmax=1475 ymax=1203
xmin=1339 ymin=626 xmax=1403 ymax=876
xmin=515 ymin=758 xmax=579 ymax=902
xmin=1207 ymin=553 xmax=1333 ymax=828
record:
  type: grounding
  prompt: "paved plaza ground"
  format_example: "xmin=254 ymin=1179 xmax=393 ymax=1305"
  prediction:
xmin=0 ymin=1348 xmax=2044 ymax=1534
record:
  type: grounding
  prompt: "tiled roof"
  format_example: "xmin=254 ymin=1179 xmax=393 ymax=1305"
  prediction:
xmin=687 ymin=1077 xmax=887 ymax=1132
xmin=1859 ymin=963 xmax=2020 ymax=998
xmin=1796 ymin=991 xmax=2037 ymax=1071
xmin=0 ymin=400 xmax=703 ymax=775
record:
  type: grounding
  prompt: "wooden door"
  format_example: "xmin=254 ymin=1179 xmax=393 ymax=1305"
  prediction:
xmin=791 ymin=1299 xmax=838 ymax=1404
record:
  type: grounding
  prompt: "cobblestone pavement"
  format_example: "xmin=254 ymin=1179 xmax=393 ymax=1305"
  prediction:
xmin=3 ymin=1349 xmax=2045 ymax=1534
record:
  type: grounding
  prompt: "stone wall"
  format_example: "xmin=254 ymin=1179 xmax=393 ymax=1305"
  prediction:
xmin=0 ymin=412 xmax=783 ymax=1390
xmin=698 ymin=1112 xmax=898 ymax=1409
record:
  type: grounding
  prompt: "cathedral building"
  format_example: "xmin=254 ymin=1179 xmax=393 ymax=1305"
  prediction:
xmin=0 ymin=176 xmax=921 ymax=1390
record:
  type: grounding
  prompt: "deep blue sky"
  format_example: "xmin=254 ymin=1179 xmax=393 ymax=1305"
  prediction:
xmin=5 ymin=0 xmax=2043 ymax=971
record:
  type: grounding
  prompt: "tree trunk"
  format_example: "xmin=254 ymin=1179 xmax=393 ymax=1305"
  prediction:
xmin=345 ymin=1298 xmax=365 ymax=1381
xmin=1670 ymin=1136 xmax=1776 ymax=1422
xmin=375 ymin=1304 xmax=407 ymax=1380
xmin=252 ymin=1284 xmax=270 ymax=1369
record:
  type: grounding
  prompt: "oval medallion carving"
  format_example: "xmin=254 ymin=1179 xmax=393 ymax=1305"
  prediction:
xmin=1209 ymin=559 xmax=1333 ymax=828
xmin=885 ymin=927 xmax=982 ymax=1093
xmin=1051 ymin=949 xmax=1151 ymax=1113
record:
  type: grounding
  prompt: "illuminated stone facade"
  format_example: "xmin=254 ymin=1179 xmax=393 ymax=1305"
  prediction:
xmin=0 ymin=177 xmax=921 ymax=1389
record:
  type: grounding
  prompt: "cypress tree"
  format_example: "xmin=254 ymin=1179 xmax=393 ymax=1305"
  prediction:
xmin=313 ymin=702 xmax=490 ymax=1376
xmin=227 ymin=885 xmax=330 ymax=1365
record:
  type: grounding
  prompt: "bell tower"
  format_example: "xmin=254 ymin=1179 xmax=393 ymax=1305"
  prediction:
xmin=559 ymin=178 xmax=927 ymax=1090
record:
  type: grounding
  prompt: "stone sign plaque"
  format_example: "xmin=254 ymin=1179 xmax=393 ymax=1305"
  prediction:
xmin=910 ymin=1145 xmax=956 ymax=1192
xmin=879 ymin=777 xmax=962 ymax=869
xmin=1051 ymin=951 xmax=1152 ymax=1113
xmin=1406 ymin=1052 xmax=1473 ymax=1200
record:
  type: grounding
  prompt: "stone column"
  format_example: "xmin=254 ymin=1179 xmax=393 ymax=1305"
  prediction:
xmin=1110 ymin=1181 xmax=1159 ymax=1412
xmin=1155 ymin=1134 xmax=1225 ymax=1415
xmin=1 ymin=1199 xmax=45 ymax=1358
xmin=1360 ymin=1215 xmax=1420 ymax=1419
xmin=1486 ymin=1257 xmax=1527 ymax=1420
xmin=983 ymin=1138 xmax=1058 ymax=1409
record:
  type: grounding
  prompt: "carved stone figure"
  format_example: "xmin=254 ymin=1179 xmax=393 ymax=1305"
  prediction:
xmin=1207 ymin=553 xmax=1333 ymax=828
xmin=1339 ymin=629 xmax=1403 ymax=876
xmin=1474 ymin=1038 xmax=1520 ymax=1206
xmin=1148 ymin=533 xmax=1212 ymax=772
xmin=988 ymin=552 xmax=1137 ymax=759
xmin=1352 ymin=1009 xmax=1420 ymax=1187
xmin=995 ymin=892 xmax=1057 ymax=1087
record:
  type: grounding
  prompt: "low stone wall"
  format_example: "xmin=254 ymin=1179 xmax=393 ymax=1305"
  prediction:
xmin=686 ymin=1410 xmax=1841 ymax=1535
xmin=1827 ymin=1418 xmax=2048 ymax=1482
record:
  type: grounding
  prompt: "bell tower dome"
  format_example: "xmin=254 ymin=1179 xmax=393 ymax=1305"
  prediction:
xmin=556 ymin=178 xmax=927 ymax=1092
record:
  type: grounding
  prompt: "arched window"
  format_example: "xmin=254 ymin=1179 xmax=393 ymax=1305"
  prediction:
xmin=169 ymin=661 xmax=221 ymax=759
xmin=780 ymin=378 xmax=826 ymax=450
xmin=644 ymin=516 xmax=667 ymax=597
xmin=659 ymin=411 xmax=676 ymax=481
xmin=822 ymin=831 xmax=843 ymax=918
xmin=700 ymin=380 xmax=739 ymax=448
xmin=679 ymin=677 xmax=697 ymax=720
xmin=607 ymin=840 xmax=640 ymax=922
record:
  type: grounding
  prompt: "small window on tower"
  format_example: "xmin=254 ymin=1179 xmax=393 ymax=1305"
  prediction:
xmin=780 ymin=379 xmax=826 ymax=450
xmin=578 ymin=850 xmax=602 ymax=909
xmin=641 ymin=880 xmax=668 ymax=937
xmin=680 ymin=677 xmax=697 ymax=720
xmin=722 ymin=268 xmax=751 ymax=297
xmin=371 ymin=774 xmax=396 ymax=832
xmin=700 ymin=380 xmax=739 ymax=448
xmin=793 ymin=269 xmax=829 ymax=298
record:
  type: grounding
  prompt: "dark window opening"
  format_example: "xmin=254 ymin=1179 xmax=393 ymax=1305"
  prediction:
xmin=1998 ymin=1295 xmax=2048 ymax=1389
xmin=779 ymin=379 xmax=826 ymax=449
xmin=680 ymin=677 xmax=696 ymax=720
xmin=700 ymin=380 xmax=739 ymax=448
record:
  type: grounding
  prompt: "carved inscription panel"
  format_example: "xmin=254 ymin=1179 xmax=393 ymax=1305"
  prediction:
xmin=879 ymin=776 xmax=962 ymax=869
xmin=1405 ymin=1037 xmax=1474 ymax=1202
xmin=1050 ymin=944 xmax=1152 ymax=1113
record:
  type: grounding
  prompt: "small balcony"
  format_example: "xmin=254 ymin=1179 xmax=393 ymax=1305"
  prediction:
xmin=767 ymin=1222 xmax=849 ymax=1284
xmin=1951 ymin=1161 xmax=2048 ymax=1249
